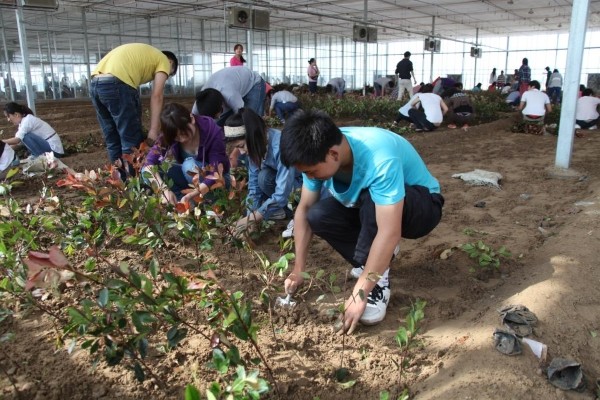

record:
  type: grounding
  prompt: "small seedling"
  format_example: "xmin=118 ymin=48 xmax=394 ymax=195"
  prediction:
xmin=461 ymin=240 xmax=511 ymax=271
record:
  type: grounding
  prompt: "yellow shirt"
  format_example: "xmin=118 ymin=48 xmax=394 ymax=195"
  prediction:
xmin=92 ymin=43 xmax=171 ymax=89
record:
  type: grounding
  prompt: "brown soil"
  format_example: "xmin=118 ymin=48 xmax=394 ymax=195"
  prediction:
xmin=1 ymin=98 xmax=599 ymax=400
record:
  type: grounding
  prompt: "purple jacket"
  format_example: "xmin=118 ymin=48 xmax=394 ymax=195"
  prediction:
xmin=144 ymin=115 xmax=230 ymax=188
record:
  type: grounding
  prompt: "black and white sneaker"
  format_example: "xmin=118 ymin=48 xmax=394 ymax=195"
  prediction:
xmin=359 ymin=284 xmax=391 ymax=325
xmin=350 ymin=244 xmax=400 ymax=279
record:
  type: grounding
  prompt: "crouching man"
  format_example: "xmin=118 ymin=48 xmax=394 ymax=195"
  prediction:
xmin=280 ymin=110 xmax=444 ymax=334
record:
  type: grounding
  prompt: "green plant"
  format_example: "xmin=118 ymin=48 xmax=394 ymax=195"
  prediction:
xmin=387 ymin=299 xmax=427 ymax=399
xmin=460 ymin=240 xmax=511 ymax=271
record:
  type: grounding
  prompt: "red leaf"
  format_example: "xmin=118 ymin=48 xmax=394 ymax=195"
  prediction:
xmin=175 ymin=202 xmax=189 ymax=213
xmin=48 ymin=246 xmax=69 ymax=268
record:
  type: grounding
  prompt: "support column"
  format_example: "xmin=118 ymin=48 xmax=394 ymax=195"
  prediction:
xmin=16 ymin=0 xmax=35 ymax=112
xmin=474 ymin=28 xmax=479 ymax=87
xmin=0 ymin=12 xmax=15 ymax=102
xmin=429 ymin=16 xmax=435 ymax=83
xmin=555 ymin=0 xmax=590 ymax=169
xmin=362 ymin=0 xmax=368 ymax=96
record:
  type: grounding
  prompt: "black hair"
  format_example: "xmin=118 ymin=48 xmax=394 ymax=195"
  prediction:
xmin=421 ymin=83 xmax=434 ymax=93
xmin=4 ymin=102 xmax=34 ymax=116
xmin=529 ymin=80 xmax=541 ymax=90
xmin=233 ymin=44 xmax=246 ymax=64
xmin=308 ymin=58 xmax=315 ymax=64
xmin=325 ymin=84 xmax=333 ymax=93
xmin=454 ymin=82 xmax=463 ymax=89
xmin=280 ymin=109 xmax=343 ymax=168
xmin=195 ymin=89 xmax=224 ymax=118
xmin=404 ymin=51 xmax=411 ymax=57
xmin=522 ymin=58 xmax=528 ymax=65
xmin=225 ymin=108 xmax=266 ymax=167
xmin=553 ymin=69 xmax=559 ymax=73
xmin=162 ymin=51 xmax=179 ymax=76
xmin=583 ymin=88 xmax=594 ymax=96
xmin=160 ymin=103 xmax=193 ymax=147
xmin=492 ymin=68 xmax=496 ymax=73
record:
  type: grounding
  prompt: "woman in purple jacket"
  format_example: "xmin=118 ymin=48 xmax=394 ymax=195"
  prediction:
xmin=142 ymin=103 xmax=230 ymax=205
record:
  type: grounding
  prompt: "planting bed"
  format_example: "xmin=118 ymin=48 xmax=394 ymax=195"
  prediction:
xmin=1 ymin=96 xmax=599 ymax=400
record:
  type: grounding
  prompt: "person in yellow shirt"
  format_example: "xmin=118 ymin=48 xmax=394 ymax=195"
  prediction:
xmin=90 ymin=43 xmax=178 ymax=167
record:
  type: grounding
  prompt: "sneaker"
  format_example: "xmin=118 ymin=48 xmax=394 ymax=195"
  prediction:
xmin=281 ymin=219 xmax=294 ymax=238
xmin=589 ymin=125 xmax=597 ymax=130
xmin=270 ymin=208 xmax=287 ymax=220
xmin=574 ymin=124 xmax=581 ymax=129
xmin=447 ymin=124 xmax=457 ymax=129
xmin=359 ymin=283 xmax=390 ymax=325
xmin=350 ymin=244 xmax=400 ymax=279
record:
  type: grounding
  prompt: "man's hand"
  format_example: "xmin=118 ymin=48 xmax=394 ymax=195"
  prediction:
xmin=147 ymin=128 xmax=159 ymax=143
xmin=284 ymin=270 xmax=304 ymax=295
xmin=335 ymin=291 xmax=368 ymax=335
xmin=180 ymin=191 xmax=200 ymax=205
xmin=234 ymin=212 xmax=262 ymax=237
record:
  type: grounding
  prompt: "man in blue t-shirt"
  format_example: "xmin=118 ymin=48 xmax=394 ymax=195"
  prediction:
xmin=280 ymin=110 xmax=444 ymax=334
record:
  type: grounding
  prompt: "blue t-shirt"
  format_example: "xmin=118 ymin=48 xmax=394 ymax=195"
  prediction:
xmin=303 ymin=127 xmax=440 ymax=207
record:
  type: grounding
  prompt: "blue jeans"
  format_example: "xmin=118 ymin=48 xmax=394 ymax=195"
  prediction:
xmin=90 ymin=76 xmax=143 ymax=163
xmin=21 ymin=133 xmax=63 ymax=157
xmin=215 ymin=79 xmax=266 ymax=125
xmin=243 ymin=79 xmax=266 ymax=117
xmin=273 ymin=102 xmax=299 ymax=121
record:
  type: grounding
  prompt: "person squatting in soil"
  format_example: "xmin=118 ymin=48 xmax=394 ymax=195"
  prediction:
xmin=408 ymin=83 xmax=448 ymax=132
xmin=141 ymin=103 xmax=230 ymax=205
xmin=90 ymin=43 xmax=178 ymax=166
xmin=223 ymin=108 xmax=302 ymax=232
xmin=280 ymin=109 xmax=444 ymax=334
xmin=518 ymin=80 xmax=552 ymax=134
xmin=3 ymin=102 xmax=64 ymax=159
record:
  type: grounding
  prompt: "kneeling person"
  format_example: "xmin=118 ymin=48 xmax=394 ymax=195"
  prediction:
xmin=281 ymin=110 xmax=444 ymax=334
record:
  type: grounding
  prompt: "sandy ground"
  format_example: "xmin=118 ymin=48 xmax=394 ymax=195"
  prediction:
xmin=0 ymin=97 xmax=599 ymax=400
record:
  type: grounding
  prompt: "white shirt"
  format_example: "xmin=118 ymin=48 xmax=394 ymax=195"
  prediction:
xmin=521 ymin=89 xmax=550 ymax=116
xmin=270 ymin=90 xmax=297 ymax=109
xmin=399 ymin=94 xmax=419 ymax=117
xmin=576 ymin=96 xmax=600 ymax=120
xmin=16 ymin=114 xmax=64 ymax=154
xmin=414 ymin=93 xmax=444 ymax=124
xmin=0 ymin=144 xmax=16 ymax=171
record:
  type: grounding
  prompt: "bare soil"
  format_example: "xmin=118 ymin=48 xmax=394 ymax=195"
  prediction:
xmin=1 ymin=97 xmax=599 ymax=400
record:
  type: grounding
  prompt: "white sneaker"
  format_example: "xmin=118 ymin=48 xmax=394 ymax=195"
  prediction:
xmin=589 ymin=125 xmax=597 ymax=130
xmin=281 ymin=219 xmax=294 ymax=238
xmin=350 ymin=244 xmax=400 ymax=279
xmin=574 ymin=124 xmax=581 ymax=129
xmin=359 ymin=284 xmax=390 ymax=325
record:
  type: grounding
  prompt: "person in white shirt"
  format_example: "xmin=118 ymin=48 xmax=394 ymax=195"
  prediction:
xmin=268 ymin=89 xmax=299 ymax=123
xmin=575 ymin=88 xmax=600 ymax=130
xmin=547 ymin=69 xmax=563 ymax=104
xmin=3 ymin=102 xmax=64 ymax=158
xmin=373 ymin=77 xmax=393 ymax=97
xmin=326 ymin=78 xmax=346 ymax=97
xmin=408 ymin=83 xmax=448 ymax=132
xmin=518 ymin=80 xmax=552 ymax=121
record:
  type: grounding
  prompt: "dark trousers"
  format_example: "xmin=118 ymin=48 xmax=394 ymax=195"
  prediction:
xmin=306 ymin=186 xmax=444 ymax=268
xmin=408 ymin=108 xmax=436 ymax=131
xmin=395 ymin=112 xmax=413 ymax=124
xmin=576 ymin=118 xmax=598 ymax=129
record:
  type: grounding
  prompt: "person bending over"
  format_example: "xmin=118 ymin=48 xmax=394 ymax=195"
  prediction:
xmin=3 ymin=102 xmax=64 ymax=159
xmin=281 ymin=110 xmax=444 ymax=334
xmin=142 ymin=103 xmax=229 ymax=205
xmin=224 ymin=108 xmax=301 ymax=231
xmin=408 ymin=84 xmax=448 ymax=132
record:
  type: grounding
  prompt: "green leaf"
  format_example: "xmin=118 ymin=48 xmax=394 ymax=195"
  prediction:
xmin=210 ymin=348 xmax=229 ymax=374
xmin=396 ymin=327 xmax=408 ymax=347
xmin=337 ymin=379 xmax=356 ymax=389
xmin=133 ymin=362 xmax=145 ymax=382
xmin=184 ymin=385 xmax=201 ymax=400
xmin=334 ymin=367 xmax=350 ymax=382
xmin=149 ymin=258 xmax=159 ymax=279
xmin=68 ymin=308 xmax=89 ymax=326
xmin=97 ymin=287 xmax=109 ymax=308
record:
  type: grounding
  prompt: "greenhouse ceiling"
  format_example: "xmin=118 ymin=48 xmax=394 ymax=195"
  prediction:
xmin=1 ymin=0 xmax=600 ymax=50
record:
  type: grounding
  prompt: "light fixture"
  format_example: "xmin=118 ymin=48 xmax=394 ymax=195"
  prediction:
xmin=528 ymin=8 xmax=534 ymax=14
xmin=544 ymin=17 xmax=549 ymax=22
xmin=558 ymin=23 xmax=562 ymax=27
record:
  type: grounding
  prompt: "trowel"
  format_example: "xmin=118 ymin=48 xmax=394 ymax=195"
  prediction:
xmin=275 ymin=293 xmax=296 ymax=308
